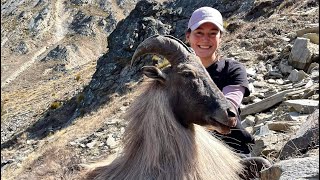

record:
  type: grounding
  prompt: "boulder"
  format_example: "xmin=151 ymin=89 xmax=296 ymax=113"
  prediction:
xmin=279 ymin=109 xmax=319 ymax=159
xmin=288 ymin=37 xmax=319 ymax=70
xmin=261 ymin=155 xmax=319 ymax=180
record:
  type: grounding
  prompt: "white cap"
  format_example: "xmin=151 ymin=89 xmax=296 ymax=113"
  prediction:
xmin=188 ymin=7 xmax=224 ymax=32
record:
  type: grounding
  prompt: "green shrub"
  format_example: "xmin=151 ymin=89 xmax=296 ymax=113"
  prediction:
xmin=77 ymin=93 xmax=85 ymax=104
xmin=50 ymin=101 xmax=62 ymax=109
xmin=223 ymin=21 xmax=230 ymax=30
xmin=75 ymin=74 xmax=81 ymax=81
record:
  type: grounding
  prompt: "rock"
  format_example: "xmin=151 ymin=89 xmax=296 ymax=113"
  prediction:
xmin=304 ymin=79 xmax=314 ymax=88
xmin=15 ymin=41 xmax=29 ymax=54
xmin=241 ymin=89 xmax=301 ymax=116
xmin=311 ymin=94 xmax=319 ymax=100
xmin=248 ymin=83 xmax=255 ymax=93
xmin=86 ymin=140 xmax=96 ymax=149
xmin=252 ymin=97 xmax=262 ymax=103
xmin=268 ymin=71 xmax=283 ymax=78
xmin=267 ymin=121 xmax=300 ymax=132
xmin=28 ymin=7 xmax=51 ymax=35
xmin=286 ymin=112 xmax=309 ymax=121
xmin=275 ymin=79 xmax=284 ymax=85
xmin=241 ymin=115 xmax=255 ymax=128
xmin=251 ymin=138 xmax=265 ymax=156
xmin=79 ymin=143 xmax=86 ymax=148
xmin=256 ymin=61 xmax=268 ymax=73
xmin=254 ymin=113 xmax=272 ymax=125
xmin=288 ymin=37 xmax=319 ymax=70
xmin=70 ymin=11 xmax=95 ymax=36
xmin=41 ymin=45 xmax=69 ymax=62
xmin=106 ymin=135 xmax=117 ymax=149
xmin=119 ymin=106 xmax=128 ymax=112
xmin=253 ymin=81 xmax=268 ymax=88
xmin=279 ymin=60 xmax=293 ymax=75
xmin=296 ymin=26 xmax=319 ymax=37
xmin=252 ymin=133 xmax=288 ymax=157
xmin=246 ymin=67 xmax=256 ymax=77
xmin=70 ymin=0 xmax=91 ymax=5
xmin=255 ymin=124 xmax=271 ymax=137
xmin=279 ymin=109 xmax=319 ymax=160
xmin=307 ymin=62 xmax=319 ymax=74
xmin=261 ymin=156 xmax=319 ymax=180
xmin=69 ymin=141 xmax=77 ymax=146
xmin=266 ymin=64 xmax=273 ymax=71
xmin=284 ymin=99 xmax=319 ymax=114
xmin=245 ymin=126 xmax=254 ymax=134
xmin=267 ymin=79 xmax=276 ymax=84
xmin=287 ymin=69 xmax=308 ymax=83
xmin=261 ymin=144 xmax=281 ymax=157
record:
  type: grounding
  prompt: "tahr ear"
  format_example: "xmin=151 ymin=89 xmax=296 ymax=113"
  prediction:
xmin=142 ymin=66 xmax=166 ymax=83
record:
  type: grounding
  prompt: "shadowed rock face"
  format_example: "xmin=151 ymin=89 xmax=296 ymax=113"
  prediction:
xmin=77 ymin=0 xmax=284 ymax=113
xmin=70 ymin=11 xmax=95 ymax=36
xmin=78 ymin=0 xmax=258 ymax=113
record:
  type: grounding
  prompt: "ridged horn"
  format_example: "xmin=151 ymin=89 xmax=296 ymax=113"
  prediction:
xmin=131 ymin=34 xmax=194 ymax=67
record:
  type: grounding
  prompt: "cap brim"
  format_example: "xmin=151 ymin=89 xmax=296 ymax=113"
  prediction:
xmin=190 ymin=19 xmax=224 ymax=32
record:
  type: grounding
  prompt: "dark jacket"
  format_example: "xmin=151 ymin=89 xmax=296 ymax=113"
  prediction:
xmin=207 ymin=58 xmax=255 ymax=154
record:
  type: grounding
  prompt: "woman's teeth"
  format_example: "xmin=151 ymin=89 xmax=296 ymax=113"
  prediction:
xmin=199 ymin=45 xmax=211 ymax=49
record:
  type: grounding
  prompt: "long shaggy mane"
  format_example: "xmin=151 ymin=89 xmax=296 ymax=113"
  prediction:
xmin=84 ymin=80 xmax=244 ymax=180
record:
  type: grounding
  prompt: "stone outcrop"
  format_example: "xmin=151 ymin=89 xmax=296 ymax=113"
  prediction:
xmin=288 ymin=37 xmax=319 ymax=70
xmin=261 ymin=155 xmax=319 ymax=180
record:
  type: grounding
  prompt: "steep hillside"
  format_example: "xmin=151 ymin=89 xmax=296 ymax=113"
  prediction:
xmin=1 ymin=0 xmax=133 ymax=143
xmin=1 ymin=0 xmax=319 ymax=179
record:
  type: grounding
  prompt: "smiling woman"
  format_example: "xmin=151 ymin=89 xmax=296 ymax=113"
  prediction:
xmin=186 ymin=7 xmax=224 ymax=68
xmin=185 ymin=6 xmax=255 ymax=157
xmin=186 ymin=23 xmax=221 ymax=67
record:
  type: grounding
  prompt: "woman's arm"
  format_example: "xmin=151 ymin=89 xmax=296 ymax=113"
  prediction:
xmin=222 ymin=85 xmax=255 ymax=144
xmin=222 ymin=85 xmax=245 ymax=115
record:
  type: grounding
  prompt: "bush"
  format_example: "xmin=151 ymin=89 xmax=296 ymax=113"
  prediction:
xmin=75 ymin=74 xmax=81 ymax=81
xmin=50 ymin=101 xmax=62 ymax=109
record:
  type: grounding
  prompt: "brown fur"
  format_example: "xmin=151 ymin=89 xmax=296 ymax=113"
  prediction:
xmin=84 ymin=81 xmax=244 ymax=180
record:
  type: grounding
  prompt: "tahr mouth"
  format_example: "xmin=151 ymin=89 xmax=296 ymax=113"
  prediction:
xmin=205 ymin=116 xmax=237 ymax=135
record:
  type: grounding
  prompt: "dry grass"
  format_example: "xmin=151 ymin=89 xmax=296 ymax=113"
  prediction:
xmin=2 ymin=145 xmax=81 ymax=180
xmin=1 ymin=15 xmax=116 ymax=179
xmin=1 ymin=60 xmax=96 ymax=122
xmin=1 ymin=83 xmax=142 ymax=180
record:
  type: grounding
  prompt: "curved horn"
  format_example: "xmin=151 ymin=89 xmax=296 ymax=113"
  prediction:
xmin=131 ymin=35 xmax=194 ymax=67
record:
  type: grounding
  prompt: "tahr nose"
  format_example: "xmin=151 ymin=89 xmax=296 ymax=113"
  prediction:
xmin=226 ymin=108 xmax=237 ymax=127
xmin=227 ymin=108 xmax=236 ymax=117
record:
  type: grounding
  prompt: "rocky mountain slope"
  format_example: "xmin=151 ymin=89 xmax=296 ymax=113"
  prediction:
xmin=1 ymin=0 xmax=319 ymax=179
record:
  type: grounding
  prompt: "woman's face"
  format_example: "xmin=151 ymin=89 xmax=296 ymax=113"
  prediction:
xmin=186 ymin=22 xmax=222 ymax=62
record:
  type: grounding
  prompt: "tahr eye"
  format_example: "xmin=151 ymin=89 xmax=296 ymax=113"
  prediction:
xmin=180 ymin=70 xmax=196 ymax=78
